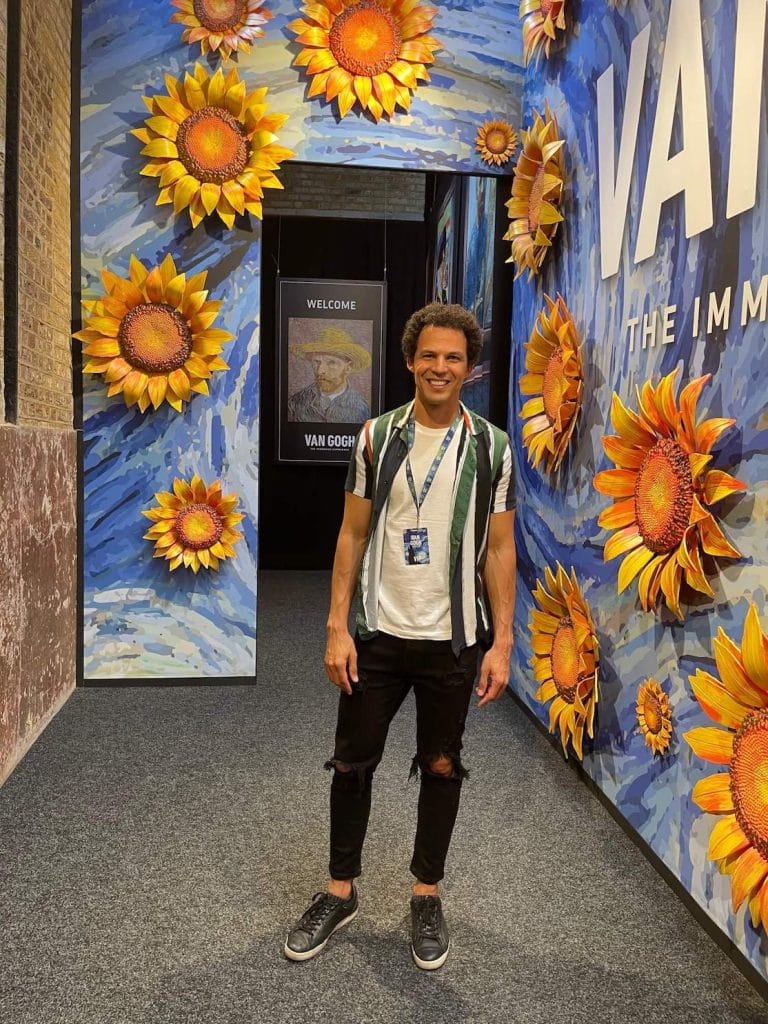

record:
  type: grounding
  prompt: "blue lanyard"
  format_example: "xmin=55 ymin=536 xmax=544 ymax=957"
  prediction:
xmin=405 ymin=413 xmax=460 ymax=526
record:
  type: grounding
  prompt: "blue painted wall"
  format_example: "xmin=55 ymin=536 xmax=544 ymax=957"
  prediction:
xmin=80 ymin=1 xmax=523 ymax=678
xmin=509 ymin=0 xmax=767 ymax=980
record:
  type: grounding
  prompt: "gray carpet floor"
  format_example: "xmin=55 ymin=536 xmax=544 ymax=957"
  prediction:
xmin=1 ymin=570 xmax=766 ymax=1024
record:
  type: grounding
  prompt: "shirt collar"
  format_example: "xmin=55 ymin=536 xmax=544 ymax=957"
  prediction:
xmin=395 ymin=400 xmax=479 ymax=436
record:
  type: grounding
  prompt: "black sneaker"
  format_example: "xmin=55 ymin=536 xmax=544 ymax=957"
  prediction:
xmin=410 ymin=894 xmax=450 ymax=970
xmin=283 ymin=886 xmax=358 ymax=961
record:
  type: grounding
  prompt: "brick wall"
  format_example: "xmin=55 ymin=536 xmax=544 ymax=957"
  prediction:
xmin=16 ymin=0 xmax=73 ymax=428
xmin=0 ymin=0 xmax=76 ymax=787
xmin=0 ymin=0 xmax=6 ymax=417
xmin=264 ymin=165 xmax=426 ymax=220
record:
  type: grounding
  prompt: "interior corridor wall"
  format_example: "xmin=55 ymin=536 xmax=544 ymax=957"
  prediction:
xmin=80 ymin=1 xmax=522 ymax=679
xmin=509 ymin=0 xmax=767 ymax=981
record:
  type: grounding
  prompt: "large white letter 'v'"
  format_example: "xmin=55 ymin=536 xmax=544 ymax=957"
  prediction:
xmin=597 ymin=24 xmax=651 ymax=280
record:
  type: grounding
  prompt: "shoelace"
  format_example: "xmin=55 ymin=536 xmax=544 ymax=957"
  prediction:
xmin=301 ymin=892 xmax=342 ymax=932
xmin=416 ymin=898 xmax=441 ymax=939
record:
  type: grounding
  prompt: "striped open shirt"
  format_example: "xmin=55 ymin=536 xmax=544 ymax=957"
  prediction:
xmin=345 ymin=400 xmax=516 ymax=654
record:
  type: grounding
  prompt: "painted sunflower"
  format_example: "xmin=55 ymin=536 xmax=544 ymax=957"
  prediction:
xmin=170 ymin=0 xmax=272 ymax=59
xmin=520 ymin=293 xmax=583 ymax=473
xmin=476 ymin=120 xmax=518 ymax=167
xmin=594 ymin=368 xmax=745 ymax=620
xmin=74 ymin=254 xmax=232 ymax=414
xmin=684 ymin=604 xmax=768 ymax=935
xmin=520 ymin=0 xmax=566 ymax=65
xmin=636 ymin=678 xmax=672 ymax=756
xmin=288 ymin=0 xmax=440 ymax=122
xmin=531 ymin=563 xmax=599 ymax=760
xmin=504 ymin=103 xmax=565 ymax=280
xmin=132 ymin=63 xmax=293 ymax=228
xmin=143 ymin=474 xmax=244 ymax=572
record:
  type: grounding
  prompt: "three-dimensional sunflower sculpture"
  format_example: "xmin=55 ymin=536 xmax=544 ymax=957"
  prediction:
xmin=530 ymin=563 xmax=600 ymax=760
xmin=684 ymin=605 xmax=768 ymax=935
xmin=288 ymin=0 xmax=440 ymax=122
xmin=74 ymin=254 xmax=232 ymax=414
xmin=143 ymin=474 xmax=244 ymax=572
xmin=170 ymin=0 xmax=272 ymax=59
xmin=520 ymin=293 xmax=583 ymax=473
xmin=475 ymin=120 xmax=518 ymax=167
xmin=521 ymin=0 xmax=566 ymax=65
xmin=636 ymin=678 xmax=673 ymax=756
xmin=504 ymin=103 xmax=565 ymax=280
xmin=133 ymin=64 xmax=293 ymax=227
xmin=594 ymin=369 xmax=745 ymax=620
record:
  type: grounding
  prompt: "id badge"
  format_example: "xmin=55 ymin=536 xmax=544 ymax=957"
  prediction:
xmin=403 ymin=527 xmax=430 ymax=565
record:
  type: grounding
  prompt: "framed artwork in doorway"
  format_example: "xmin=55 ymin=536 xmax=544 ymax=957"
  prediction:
xmin=431 ymin=183 xmax=458 ymax=304
xmin=276 ymin=278 xmax=386 ymax=465
xmin=459 ymin=175 xmax=497 ymax=418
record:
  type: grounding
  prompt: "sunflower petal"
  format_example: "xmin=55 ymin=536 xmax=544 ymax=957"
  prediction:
xmin=730 ymin=848 xmax=768 ymax=912
xmin=683 ymin=726 xmax=734 ymax=765
xmin=691 ymin=773 xmax=734 ymax=813
xmin=742 ymin=604 xmax=768 ymax=691
xmin=689 ymin=669 xmax=750 ymax=731
xmin=707 ymin=815 xmax=750 ymax=861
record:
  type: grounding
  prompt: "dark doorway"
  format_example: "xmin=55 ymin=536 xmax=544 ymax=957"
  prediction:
xmin=258 ymin=166 xmax=511 ymax=571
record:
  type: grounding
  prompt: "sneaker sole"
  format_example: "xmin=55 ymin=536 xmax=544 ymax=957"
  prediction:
xmin=283 ymin=907 xmax=358 ymax=962
xmin=411 ymin=941 xmax=450 ymax=971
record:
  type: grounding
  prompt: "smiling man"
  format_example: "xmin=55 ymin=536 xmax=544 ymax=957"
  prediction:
xmin=284 ymin=303 xmax=517 ymax=970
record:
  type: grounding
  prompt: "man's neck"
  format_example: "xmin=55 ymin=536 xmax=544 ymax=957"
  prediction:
xmin=412 ymin=395 xmax=461 ymax=428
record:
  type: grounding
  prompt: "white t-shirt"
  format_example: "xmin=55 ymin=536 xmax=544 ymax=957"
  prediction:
xmin=378 ymin=422 xmax=461 ymax=640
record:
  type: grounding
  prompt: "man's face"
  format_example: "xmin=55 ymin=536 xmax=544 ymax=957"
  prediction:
xmin=308 ymin=352 xmax=352 ymax=394
xmin=407 ymin=325 xmax=471 ymax=414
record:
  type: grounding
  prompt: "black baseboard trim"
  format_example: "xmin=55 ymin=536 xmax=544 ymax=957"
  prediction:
xmin=505 ymin=688 xmax=768 ymax=1003
xmin=78 ymin=676 xmax=256 ymax=688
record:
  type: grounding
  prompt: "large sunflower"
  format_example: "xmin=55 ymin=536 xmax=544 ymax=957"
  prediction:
xmin=521 ymin=0 xmax=566 ymax=65
xmin=530 ymin=563 xmax=599 ymax=760
xmin=288 ymin=0 xmax=440 ymax=122
xmin=520 ymin=293 xmax=583 ymax=473
xmin=636 ymin=678 xmax=672 ymax=756
xmin=504 ymin=103 xmax=565 ymax=280
xmin=684 ymin=605 xmax=768 ymax=935
xmin=143 ymin=475 xmax=244 ymax=572
xmin=74 ymin=254 xmax=232 ymax=414
xmin=132 ymin=64 xmax=293 ymax=228
xmin=594 ymin=369 xmax=745 ymax=620
xmin=476 ymin=119 xmax=518 ymax=167
xmin=170 ymin=0 xmax=272 ymax=59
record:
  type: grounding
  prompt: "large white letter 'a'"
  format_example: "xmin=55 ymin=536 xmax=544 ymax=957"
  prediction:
xmin=634 ymin=0 xmax=713 ymax=265
xmin=597 ymin=23 xmax=651 ymax=280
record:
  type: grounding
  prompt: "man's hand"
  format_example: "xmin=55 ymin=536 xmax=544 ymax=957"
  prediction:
xmin=475 ymin=643 xmax=513 ymax=707
xmin=324 ymin=627 xmax=358 ymax=695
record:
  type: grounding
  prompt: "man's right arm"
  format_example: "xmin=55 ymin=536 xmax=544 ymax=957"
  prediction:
xmin=324 ymin=492 xmax=372 ymax=694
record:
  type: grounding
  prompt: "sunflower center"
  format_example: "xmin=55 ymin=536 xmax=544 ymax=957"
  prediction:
xmin=176 ymin=106 xmax=249 ymax=185
xmin=642 ymin=692 xmax=663 ymax=734
xmin=551 ymin=617 xmax=579 ymax=702
xmin=730 ymin=708 xmax=768 ymax=861
xmin=174 ymin=504 xmax=224 ymax=551
xmin=542 ymin=349 xmax=567 ymax=425
xmin=119 ymin=303 xmax=192 ymax=374
xmin=485 ymin=129 xmax=509 ymax=155
xmin=192 ymin=0 xmax=247 ymax=31
xmin=329 ymin=2 xmax=402 ymax=77
xmin=633 ymin=438 xmax=694 ymax=555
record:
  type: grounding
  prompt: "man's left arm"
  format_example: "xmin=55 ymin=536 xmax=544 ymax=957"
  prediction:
xmin=476 ymin=509 xmax=517 ymax=707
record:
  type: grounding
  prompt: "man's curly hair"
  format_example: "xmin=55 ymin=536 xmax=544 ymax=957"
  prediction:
xmin=401 ymin=303 xmax=483 ymax=367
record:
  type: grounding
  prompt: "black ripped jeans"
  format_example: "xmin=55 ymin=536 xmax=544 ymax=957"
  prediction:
xmin=326 ymin=631 xmax=478 ymax=885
